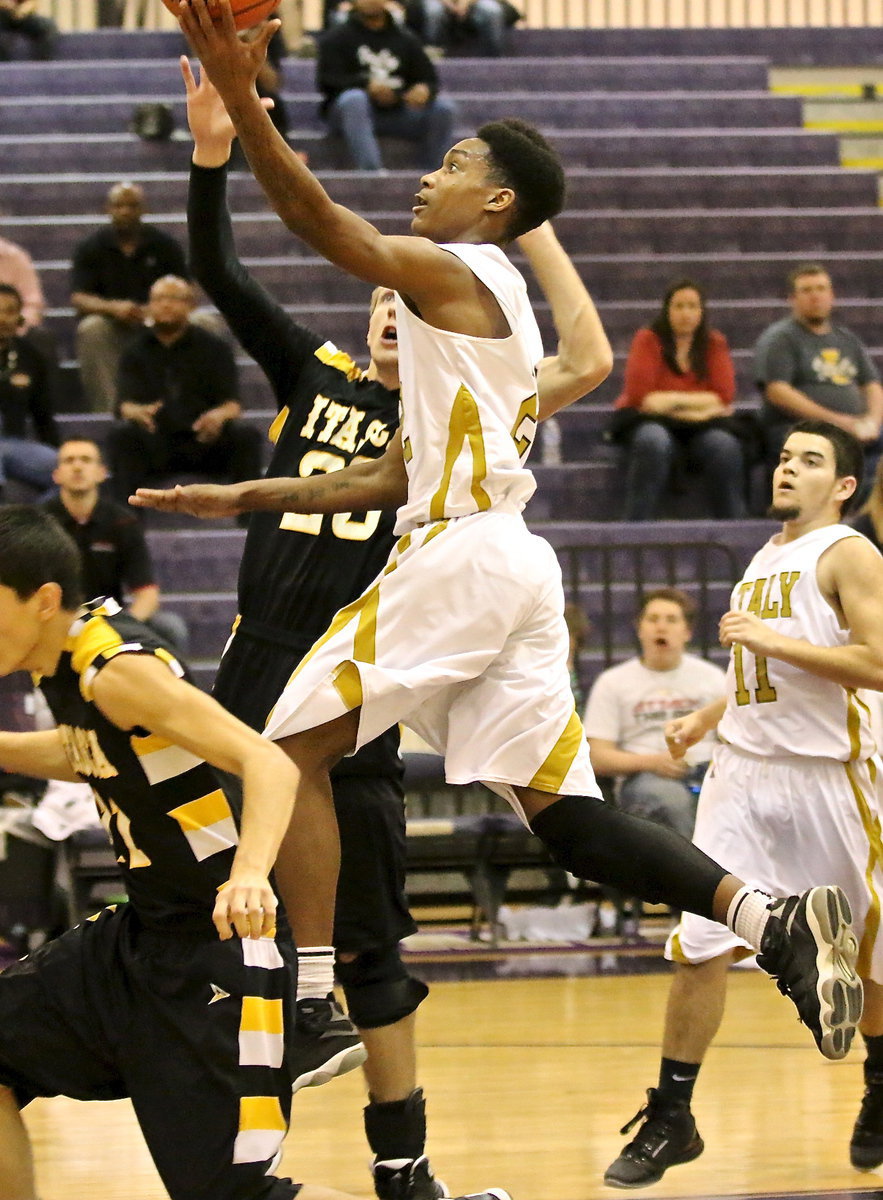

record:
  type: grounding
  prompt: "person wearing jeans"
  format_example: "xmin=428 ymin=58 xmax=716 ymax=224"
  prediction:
xmin=318 ymin=0 xmax=457 ymax=172
xmin=0 ymin=283 xmax=57 ymax=499
xmin=614 ymin=278 xmax=747 ymax=521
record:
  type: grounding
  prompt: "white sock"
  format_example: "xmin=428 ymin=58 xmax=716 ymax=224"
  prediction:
xmin=296 ymin=945 xmax=335 ymax=1002
xmin=726 ymin=887 xmax=773 ymax=950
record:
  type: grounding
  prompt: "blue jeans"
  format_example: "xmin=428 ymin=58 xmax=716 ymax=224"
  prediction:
xmin=622 ymin=419 xmax=747 ymax=521
xmin=618 ymin=772 xmax=699 ymax=841
xmin=326 ymin=88 xmax=458 ymax=172
xmin=0 ymin=438 xmax=57 ymax=497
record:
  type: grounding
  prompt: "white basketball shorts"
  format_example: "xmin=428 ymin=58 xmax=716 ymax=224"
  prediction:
xmin=667 ymin=741 xmax=883 ymax=982
xmin=263 ymin=507 xmax=599 ymax=822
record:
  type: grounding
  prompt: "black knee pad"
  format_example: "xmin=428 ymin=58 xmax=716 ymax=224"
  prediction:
xmin=335 ymin=943 xmax=429 ymax=1030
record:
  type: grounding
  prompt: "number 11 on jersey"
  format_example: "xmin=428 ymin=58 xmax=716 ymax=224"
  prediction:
xmin=733 ymin=643 xmax=778 ymax=706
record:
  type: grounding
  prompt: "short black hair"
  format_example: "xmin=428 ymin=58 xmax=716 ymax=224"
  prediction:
xmin=785 ymin=419 xmax=864 ymax=514
xmin=476 ymin=118 xmax=565 ymax=240
xmin=0 ymin=506 xmax=83 ymax=609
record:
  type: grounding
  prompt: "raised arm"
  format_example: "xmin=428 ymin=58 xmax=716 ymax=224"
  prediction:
xmin=517 ymin=222 xmax=612 ymax=418
xmin=177 ymin=1 xmax=467 ymax=315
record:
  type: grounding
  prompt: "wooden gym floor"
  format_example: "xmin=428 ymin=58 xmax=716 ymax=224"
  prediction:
xmin=23 ymin=940 xmax=883 ymax=1200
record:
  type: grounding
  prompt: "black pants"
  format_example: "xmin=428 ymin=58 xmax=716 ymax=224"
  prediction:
xmin=105 ymin=420 xmax=263 ymax=506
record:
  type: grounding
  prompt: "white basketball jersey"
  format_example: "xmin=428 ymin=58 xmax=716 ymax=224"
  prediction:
xmin=718 ymin=524 xmax=878 ymax=761
xmin=392 ymin=243 xmax=543 ymax=535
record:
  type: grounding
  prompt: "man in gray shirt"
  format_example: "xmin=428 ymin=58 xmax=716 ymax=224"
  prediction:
xmin=754 ymin=263 xmax=883 ymax=492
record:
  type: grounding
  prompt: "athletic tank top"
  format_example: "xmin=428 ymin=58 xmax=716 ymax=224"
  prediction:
xmin=718 ymin=524 xmax=877 ymax=760
xmin=393 ymin=242 xmax=543 ymax=535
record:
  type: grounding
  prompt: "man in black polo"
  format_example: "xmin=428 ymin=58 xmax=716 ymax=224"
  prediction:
xmin=0 ymin=282 xmax=57 ymax=498
xmin=104 ymin=275 xmax=261 ymax=511
xmin=70 ymin=182 xmax=190 ymax=413
xmin=43 ymin=438 xmax=188 ymax=653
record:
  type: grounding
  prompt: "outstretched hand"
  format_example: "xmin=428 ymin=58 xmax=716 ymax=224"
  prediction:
xmin=176 ymin=0 xmax=280 ymax=101
xmin=181 ymin=53 xmax=274 ymax=161
xmin=130 ymin=483 xmax=244 ymax=518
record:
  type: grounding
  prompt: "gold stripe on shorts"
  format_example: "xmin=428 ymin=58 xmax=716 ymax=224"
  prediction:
xmin=528 ymin=709 xmax=585 ymax=794
xmin=845 ymin=760 xmax=883 ymax=979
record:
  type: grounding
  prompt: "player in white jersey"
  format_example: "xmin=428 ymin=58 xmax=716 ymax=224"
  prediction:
xmin=141 ymin=0 xmax=864 ymax=1077
xmin=605 ymin=419 xmax=883 ymax=1189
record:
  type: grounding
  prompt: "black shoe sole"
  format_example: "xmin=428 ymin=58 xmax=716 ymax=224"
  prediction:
xmin=603 ymin=1136 xmax=705 ymax=1189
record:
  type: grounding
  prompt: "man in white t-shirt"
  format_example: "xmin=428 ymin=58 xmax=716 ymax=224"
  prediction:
xmin=584 ymin=588 xmax=725 ymax=839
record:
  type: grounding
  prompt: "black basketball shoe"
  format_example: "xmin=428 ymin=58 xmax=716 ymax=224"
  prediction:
xmin=289 ymin=993 xmax=367 ymax=1094
xmin=756 ymin=886 xmax=862 ymax=1061
xmin=604 ymin=1088 xmax=704 ymax=1188
xmin=851 ymin=1074 xmax=883 ymax=1170
xmin=373 ymin=1155 xmax=449 ymax=1200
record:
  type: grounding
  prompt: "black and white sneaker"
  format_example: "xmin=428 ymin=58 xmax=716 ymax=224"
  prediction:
xmin=603 ymin=1088 xmax=703 ymax=1189
xmin=290 ymin=993 xmax=367 ymax=1094
xmin=851 ymin=1075 xmax=883 ymax=1170
xmin=757 ymin=886 xmax=862 ymax=1061
xmin=373 ymin=1155 xmax=449 ymax=1200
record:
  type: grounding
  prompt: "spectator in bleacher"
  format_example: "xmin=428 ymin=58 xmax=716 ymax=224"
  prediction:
xmin=0 ymin=0 xmax=58 ymax=60
xmin=70 ymin=182 xmax=191 ymax=413
xmin=611 ymin=278 xmax=747 ymax=521
xmin=0 ymin=235 xmax=44 ymax=333
xmin=95 ymin=0 xmax=147 ymax=25
xmin=754 ymin=263 xmax=883 ymax=499
xmin=43 ymin=438 xmax=189 ymax=654
xmin=0 ymin=230 xmax=60 ymax=379
xmin=583 ymin=588 xmax=726 ymax=841
xmin=421 ymin=0 xmax=512 ymax=56
xmin=105 ymin=275 xmax=261 ymax=513
xmin=0 ymin=283 xmax=58 ymax=499
xmin=317 ymin=0 xmax=457 ymax=172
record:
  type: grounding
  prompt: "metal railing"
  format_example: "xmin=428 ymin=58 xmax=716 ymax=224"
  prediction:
xmin=556 ymin=538 xmax=742 ymax=671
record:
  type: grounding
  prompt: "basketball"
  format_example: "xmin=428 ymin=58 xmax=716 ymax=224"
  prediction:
xmin=163 ymin=0 xmax=279 ymax=31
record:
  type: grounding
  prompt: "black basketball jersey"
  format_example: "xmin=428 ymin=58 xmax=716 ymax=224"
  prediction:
xmin=190 ymin=165 xmax=401 ymax=775
xmin=190 ymin=164 xmax=400 ymax=658
xmin=38 ymin=598 xmax=242 ymax=932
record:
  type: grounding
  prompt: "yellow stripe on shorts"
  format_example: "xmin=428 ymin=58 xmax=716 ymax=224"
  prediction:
xmin=528 ymin=709 xmax=585 ymax=794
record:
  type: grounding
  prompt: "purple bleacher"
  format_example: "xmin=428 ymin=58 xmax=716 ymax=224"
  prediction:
xmin=508 ymin=25 xmax=883 ymax=65
xmin=2 ymin=164 xmax=876 ymax=221
xmin=0 ymin=55 xmax=772 ymax=95
xmin=48 ymin=25 xmax=883 ymax=66
xmin=0 ymin=91 xmax=806 ymax=137
xmin=0 ymin=127 xmax=841 ymax=174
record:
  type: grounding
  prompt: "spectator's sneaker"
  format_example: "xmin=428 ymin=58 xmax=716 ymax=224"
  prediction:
xmin=603 ymin=1088 xmax=703 ymax=1189
xmin=756 ymin=886 xmax=862 ymax=1061
xmin=851 ymin=1076 xmax=883 ymax=1169
xmin=373 ymin=1155 xmax=449 ymax=1200
xmin=289 ymin=993 xmax=367 ymax=1094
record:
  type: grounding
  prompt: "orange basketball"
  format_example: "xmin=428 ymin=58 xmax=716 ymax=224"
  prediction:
xmin=163 ymin=0 xmax=279 ymax=32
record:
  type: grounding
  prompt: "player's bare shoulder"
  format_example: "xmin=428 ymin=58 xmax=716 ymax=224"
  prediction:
xmin=817 ymin=530 xmax=883 ymax=626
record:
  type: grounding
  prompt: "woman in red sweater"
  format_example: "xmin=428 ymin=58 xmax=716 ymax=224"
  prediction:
xmin=614 ymin=279 xmax=747 ymax=520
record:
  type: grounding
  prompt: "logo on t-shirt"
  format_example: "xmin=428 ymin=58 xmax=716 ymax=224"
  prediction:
xmin=812 ymin=347 xmax=858 ymax=387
